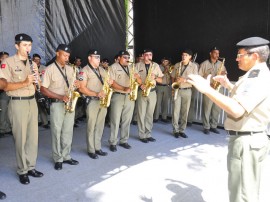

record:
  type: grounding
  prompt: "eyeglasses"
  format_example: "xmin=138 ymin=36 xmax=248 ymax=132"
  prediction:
xmin=122 ymin=56 xmax=130 ymax=60
xmin=236 ymin=53 xmax=252 ymax=59
xmin=91 ymin=55 xmax=100 ymax=59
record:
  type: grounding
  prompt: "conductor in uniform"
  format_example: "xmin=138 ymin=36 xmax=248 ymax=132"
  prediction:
xmin=109 ymin=50 xmax=141 ymax=152
xmin=187 ymin=37 xmax=270 ymax=202
xmin=41 ymin=44 xmax=79 ymax=170
xmin=135 ymin=49 xmax=163 ymax=143
xmin=0 ymin=33 xmax=43 ymax=184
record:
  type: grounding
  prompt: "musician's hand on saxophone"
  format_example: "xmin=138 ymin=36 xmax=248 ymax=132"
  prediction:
xmin=213 ymin=74 xmax=234 ymax=90
xmin=61 ymin=95 xmax=70 ymax=103
xmin=73 ymin=80 xmax=80 ymax=89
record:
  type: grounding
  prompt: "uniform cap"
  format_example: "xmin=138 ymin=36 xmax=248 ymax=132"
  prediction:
xmin=56 ymin=44 xmax=71 ymax=53
xmin=143 ymin=49 xmax=153 ymax=54
xmin=236 ymin=37 xmax=269 ymax=47
xmin=183 ymin=49 xmax=193 ymax=56
xmin=161 ymin=57 xmax=170 ymax=61
xmin=88 ymin=49 xmax=99 ymax=55
xmin=32 ymin=53 xmax=41 ymax=59
xmin=210 ymin=46 xmax=219 ymax=52
xmin=118 ymin=50 xmax=130 ymax=56
xmin=15 ymin=33 xmax=33 ymax=43
xmin=101 ymin=58 xmax=109 ymax=63
xmin=0 ymin=51 xmax=9 ymax=57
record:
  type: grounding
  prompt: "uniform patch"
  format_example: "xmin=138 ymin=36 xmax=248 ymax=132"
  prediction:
xmin=1 ymin=64 xmax=6 ymax=69
xmin=15 ymin=66 xmax=22 ymax=72
xmin=79 ymin=71 xmax=84 ymax=75
xmin=42 ymin=70 xmax=45 ymax=75
xmin=248 ymin=69 xmax=260 ymax=78
xmin=139 ymin=70 xmax=143 ymax=72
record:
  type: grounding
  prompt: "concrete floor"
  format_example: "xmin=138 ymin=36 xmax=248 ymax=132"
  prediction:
xmin=0 ymin=120 xmax=270 ymax=202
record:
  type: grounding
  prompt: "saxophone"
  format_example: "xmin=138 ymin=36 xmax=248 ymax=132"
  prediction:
xmin=100 ymin=68 xmax=113 ymax=108
xmin=129 ymin=63 xmax=139 ymax=101
xmin=142 ymin=62 xmax=155 ymax=97
xmin=210 ymin=57 xmax=225 ymax=90
xmin=65 ymin=65 xmax=81 ymax=113
xmin=171 ymin=62 xmax=182 ymax=100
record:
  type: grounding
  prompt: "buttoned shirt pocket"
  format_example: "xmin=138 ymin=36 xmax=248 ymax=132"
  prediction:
xmin=52 ymin=73 xmax=65 ymax=88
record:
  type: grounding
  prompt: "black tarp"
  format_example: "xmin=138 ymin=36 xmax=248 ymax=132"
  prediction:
xmin=134 ymin=0 xmax=270 ymax=80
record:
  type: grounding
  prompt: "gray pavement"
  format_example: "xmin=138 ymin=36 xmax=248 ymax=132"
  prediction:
xmin=0 ymin=120 xmax=270 ymax=202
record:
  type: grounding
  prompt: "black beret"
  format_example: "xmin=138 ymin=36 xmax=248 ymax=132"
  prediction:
xmin=183 ymin=49 xmax=193 ymax=56
xmin=143 ymin=49 xmax=153 ymax=54
xmin=236 ymin=37 xmax=269 ymax=47
xmin=88 ymin=49 xmax=99 ymax=56
xmin=56 ymin=44 xmax=71 ymax=53
xmin=15 ymin=33 xmax=33 ymax=43
xmin=0 ymin=51 xmax=9 ymax=57
xmin=101 ymin=58 xmax=109 ymax=63
xmin=118 ymin=50 xmax=130 ymax=56
xmin=210 ymin=46 xmax=219 ymax=52
xmin=32 ymin=53 xmax=41 ymax=59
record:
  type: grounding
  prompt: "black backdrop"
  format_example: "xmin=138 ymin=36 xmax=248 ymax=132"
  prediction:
xmin=134 ymin=0 xmax=270 ymax=80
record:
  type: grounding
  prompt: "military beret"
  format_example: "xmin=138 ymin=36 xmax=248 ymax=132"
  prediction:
xmin=56 ymin=44 xmax=71 ymax=53
xmin=15 ymin=33 xmax=33 ymax=43
xmin=88 ymin=49 xmax=99 ymax=56
xmin=0 ymin=51 xmax=9 ymax=57
xmin=143 ymin=49 xmax=153 ymax=54
xmin=101 ymin=58 xmax=109 ymax=63
xmin=236 ymin=37 xmax=269 ymax=47
xmin=118 ymin=50 xmax=130 ymax=56
xmin=210 ymin=46 xmax=219 ymax=52
xmin=32 ymin=53 xmax=41 ymax=59
xmin=183 ymin=49 xmax=193 ymax=56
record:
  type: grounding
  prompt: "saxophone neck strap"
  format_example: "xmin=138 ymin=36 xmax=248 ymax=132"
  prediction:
xmin=119 ymin=63 xmax=130 ymax=77
xmin=54 ymin=62 xmax=69 ymax=88
xmin=88 ymin=63 xmax=104 ymax=85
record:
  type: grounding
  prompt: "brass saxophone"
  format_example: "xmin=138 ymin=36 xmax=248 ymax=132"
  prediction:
xmin=210 ymin=57 xmax=225 ymax=90
xmin=129 ymin=63 xmax=139 ymax=101
xmin=142 ymin=62 xmax=155 ymax=97
xmin=171 ymin=62 xmax=182 ymax=100
xmin=100 ymin=68 xmax=113 ymax=107
xmin=65 ymin=65 xmax=81 ymax=113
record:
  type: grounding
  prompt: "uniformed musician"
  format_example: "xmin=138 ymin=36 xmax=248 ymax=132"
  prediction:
xmin=0 ymin=33 xmax=43 ymax=184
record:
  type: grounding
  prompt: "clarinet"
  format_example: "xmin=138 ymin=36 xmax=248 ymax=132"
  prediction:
xmin=28 ymin=52 xmax=50 ymax=114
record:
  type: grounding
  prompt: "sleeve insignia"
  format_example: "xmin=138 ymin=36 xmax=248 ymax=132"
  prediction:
xmin=248 ymin=69 xmax=260 ymax=78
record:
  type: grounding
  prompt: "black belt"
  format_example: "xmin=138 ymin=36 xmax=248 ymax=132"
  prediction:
xmin=50 ymin=98 xmax=63 ymax=103
xmin=227 ymin=130 xmax=263 ymax=136
xmin=86 ymin=96 xmax=100 ymax=100
xmin=114 ymin=92 xmax=130 ymax=95
xmin=10 ymin=95 xmax=35 ymax=100
xmin=179 ymin=87 xmax=191 ymax=90
xmin=157 ymin=84 xmax=168 ymax=86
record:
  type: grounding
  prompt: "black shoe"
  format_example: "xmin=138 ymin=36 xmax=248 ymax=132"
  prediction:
xmin=147 ymin=137 xmax=156 ymax=142
xmin=42 ymin=124 xmax=50 ymax=129
xmin=38 ymin=122 xmax=42 ymax=126
xmin=27 ymin=169 xmax=43 ymax=177
xmin=179 ymin=132 xmax=188 ymax=138
xmin=119 ymin=143 xmax=131 ymax=149
xmin=110 ymin=145 xmax=117 ymax=152
xmin=88 ymin=152 xmax=99 ymax=159
xmin=132 ymin=121 xmax=137 ymax=125
xmin=54 ymin=162 xmax=62 ymax=170
xmin=174 ymin=132 xmax=180 ymax=138
xmin=140 ymin=138 xmax=149 ymax=143
xmin=95 ymin=150 xmax=108 ymax=156
xmin=74 ymin=123 xmax=79 ymax=128
xmin=63 ymin=158 xmax=79 ymax=165
xmin=153 ymin=119 xmax=158 ymax=123
xmin=210 ymin=128 xmax=220 ymax=134
xmin=187 ymin=122 xmax=193 ymax=127
xmin=203 ymin=129 xmax=210 ymax=135
xmin=161 ymin=119 xmax=170 ymax=123
xmin=0 ymin=191 xmax=6 ymax=200
xmin=19 ymin=174 xmax=30 ymax=185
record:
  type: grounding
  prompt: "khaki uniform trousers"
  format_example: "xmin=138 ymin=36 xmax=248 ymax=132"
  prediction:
xmin=8 ymin=98 xmax=38 ymax=175
xmin=154 ymin=85 xmax=170 ymax=120
xmin=109 ymin=93 xmax=134 ymax=145
xmin=50 ymin=102 xmax=75 ymax=162
xmin=137 ymin=90 xmax=157 ymax=139
xmin=187 ymin=86 xmax=197 ymax=123
xmin=86 ymin=99 xmax=107 ymax=153
xmin=202 ymin=94 xmax=221 ymax=129
xmin=227 ymin=133 xmax=270 ymax=202
xmin=172 ymin=89 xmax=191 ymax=133
xmin=0 ymin=91 xmax=11 ymax=133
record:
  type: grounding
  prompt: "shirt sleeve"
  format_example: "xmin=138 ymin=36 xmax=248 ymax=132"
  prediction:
xmin=0 ymin=60 xmax=12 ymax=81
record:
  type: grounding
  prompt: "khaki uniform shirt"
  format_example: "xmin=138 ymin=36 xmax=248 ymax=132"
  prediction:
xmin=42 ymin=62 xmax=74 ymax=96
xmin=224 ymin=62 xmax=270 ymax=131
xmin=81 ymin=64 xmax=107 ymax=93
xmin=171 ymin=61 xmax=198 ymax=88
xmin=159 ymin=65 xmax=170 ymax=85
xmin=0 ymin=54 xmax=35 ymax=96
xmin=199 ymin=59 xmax=227 ymax=84
xmin=110 ymin=62 xmax=136 ymax=93
xmin=135 ymin=61 xmax=164 ymax=85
